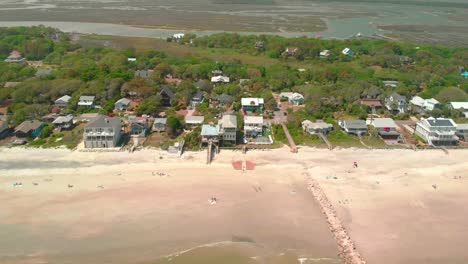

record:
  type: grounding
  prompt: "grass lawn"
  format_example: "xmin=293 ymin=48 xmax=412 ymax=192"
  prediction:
xmin=42 ymin=123 xmax=85 ymax=149
xmin=143 ymin=132 xmax=174 ymax=148
xmin=327 ymin=130 xmax=363 ymax=148
xmin=360 ymin=135 xmax=402 ymax=149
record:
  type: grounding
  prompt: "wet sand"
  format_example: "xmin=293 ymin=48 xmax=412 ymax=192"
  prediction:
xmin=0 ymin=147 xmax=467 ymax=263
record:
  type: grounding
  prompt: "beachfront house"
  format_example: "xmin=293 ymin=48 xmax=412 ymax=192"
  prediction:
xmin=366 ymin=118 xmax=401 ymax=143
xmin=244 ymin=116 xmax=264 ymax=138
xmin=456 ymin=123 xmax=468 ymax=141
xmin=14 ymin=120 xmax=43 ymax=138
xmin=52 ymin=115 xmax=74 ymax=130
xmin=185 ymin=115 xmax=204 ymax=127
xmin=152 ymin=118 xmax=167 ymax=132
xmin=54 ymin=95 xmax=71 ymax=108
xmin=218 ymin=114 xmax=237 ymax=143
xmin=159 ymin=86 xmax=175 ymax=106
xmin=4 ymin=50 xmax=26 ymax=63
xmin=448 ymin=102 xmax=468 ymax=118
xmin=128 ymin=116 xmax=149 ymax=137
xmin=201 ymin=124 xmax=220 ymax=143
xmin=83 ymin=115 xmax=122 ymax=148
xmin=114 ymin=98 xmax=131 ymax=112
xmin=410 ymin=96 xmax=440 ymax=113
xmin=280 ymin=92 xmax=304 ymax=105
xmin=301 ymin=120 xmax=333 ymax=135
xmin=241 ymin=98 xmax=264 ymax=113
xmin=415 ymin=117 xmax=458 ymax=146
xmin=385 ymin=93 xmax=408 ymax=114
xmin=190 ymin=91 xmax=205 ymax=107
xmin=338 ymin=120 xmax=367 ymax=135
xmin=78 ymin=95 xmax=96 ymax=109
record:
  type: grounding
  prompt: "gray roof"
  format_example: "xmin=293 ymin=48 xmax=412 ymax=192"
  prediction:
xmin=185 ymin=115 xmax=204 ymax=124
xmin=86 ymin=115 xmax=121 ymax=129
xmin=159 ymin=86 xmax=175 ymax=99
xmin=191 ymin=91 xmax=204 ymax=101
xmin=53 ymin=115 xmax=74 ymax=124
xmin=135 ymin=70 xmax=153 ymax=78
xmin=388 ymin=92 xmax=406 ymax=102
xmin=219 ymin=114 xmax=237 ymax=128
xmin=115 ymin=98 xmax=131 ymax=106
xmin=154 ymin=118 xmax=167 ymax=125
xmin=427 ymin=119 xmax=454 ymax=127
xmin=15 ymin=120 xmax=43 ymax=133
xmin=79 ymin=95 xmax=95 ymax=101
xmin=212 ymin=94 xmax=233 ymax=104
xmin=343 ymin=120 xmax=367 ymax=129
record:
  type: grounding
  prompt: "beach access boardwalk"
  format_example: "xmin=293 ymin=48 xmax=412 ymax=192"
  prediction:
xmin=281 ymin=123 xmax=298 ymax=153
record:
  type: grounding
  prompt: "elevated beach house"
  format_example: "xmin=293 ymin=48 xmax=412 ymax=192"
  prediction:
xmin=218 ymin=114 xmax=237 ymax=143
xmin=52 ymin=115 xmax=74 ymax=130
xmin=128 ymin=116 xmax=150 ymax=137
xmin=244 ymin=116 xmax=264 ymax=138
xmin=152 ymin=118 xmax=167 ymax=132
xmin=201 ymin=124 xmax=220 ymax=143
xmin=78 ymin=95 xmax=96 ymax=109
xmin=241 ymin=98 xmax=264 ymax=113
xmin=338 ymin=120 xmax=367 ymax=135
xmin=83 ymin=115 xmax=122 ymax=148
xmin=302 ymin=120 xmax=333 ymax=135
xmin=366 ymin=118 xmax=401 ymax=143
xmin=14 ymin=120 xmax=43 ymax=138
xmin=415 ymin=117 xmax=458 ymax=146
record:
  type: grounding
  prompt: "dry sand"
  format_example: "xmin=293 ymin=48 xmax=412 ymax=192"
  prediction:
xmin=0 ymin=147 xmax=467 ymax=264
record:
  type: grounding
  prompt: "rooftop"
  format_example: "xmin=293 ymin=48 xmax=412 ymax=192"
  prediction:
xmin=154 ymin=118 xmax=167 ymax=124
xmin=366 ymin=118 xmax=397 ymax=128
xmin=241 ymin=98 xmax=264 ymax=106
xmin=86 ymin=115 xmax=121 ymax=129
xmin=342 ymin=120 xmax=367 ymax=129
xmin=79 ymin=95 xmax=95 ymax=101
xmin=449 ymin=102 xmax=468 ymax=110
xmin=244 ymin=115 xmax=264 ymax=124
xmin=424 ymin=117 xmax=455 ymax=127
xmin=53 ymin=115 xmax=74 ymax=124
xmin=56 ymin=95 xmax=71 ymax=102
xmin=15 ymin=120 xmax=43 ymax=133
xmin=219 ymin=114 xmax=237 ymax=128
xmin=201 ymin=124 xmax=220 ymax=136
xmin=115 ymin=98 xmax=131 ymax=106
xmin=185 ymin=115 xmax=205 ymax=124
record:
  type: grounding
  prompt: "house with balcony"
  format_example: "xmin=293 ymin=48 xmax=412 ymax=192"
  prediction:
xmin=366 ymin=118 xmax=401 ymax=143
xmin=244 ymin=116 xmax=264 ymax=138
xmin=52 ymin=115 xmax=74 ymax=130
xmin=218 ymin=114 xmax=237 ymax=143
xmin=301 ymin=120 xmax=333 ymax=135
xmin=128 ymin=116 xmax=150 ymax=137
xmin=415 ymin=117 xmax=458 ymax=146
xmin=14 ymin=120 xmax=43 ymax=138
xmin=338 ymin=120 xmax=368 ymax=135
xmin=241 ymin=98 xmax=264 ymax=113
xmin=83 ymin=115 xmax=122 ymax=148
xmin=201 ymin=124 xmax=220 ymax=143
xmin=385 ymin=93 xmax=408 ymax=114
xmin=78 ymin=95 xmax=96 ymax=109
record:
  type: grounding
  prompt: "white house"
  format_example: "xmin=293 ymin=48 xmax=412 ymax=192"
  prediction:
xmin=448 ymin=102 xmax=468 ymax=118
xmin=54 ymin=95 xmax=71 ymax=108
xmin=211 ymin=75 xmax=230 ymax=83
xmin=319 ymin=50 xmax=330 ymax=58
xmin=78 ymin=96 xmax=96 ymax=108
xmin=415 ymin=117 xmax=458 ymax=146
xmin=455 ymin=123 xmax=468 ymax=140
xmin=410 ymin=96 xmax=440 ymax=112
xmin=241 ymin=98 xmax=264 ymax=112
xmin=244 ymin=116 xmax=264 ymax=138
xmin=280 ymin=92 xmax=304 ymax=105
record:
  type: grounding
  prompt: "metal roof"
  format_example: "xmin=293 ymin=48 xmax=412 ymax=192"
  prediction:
xmin=366 ymin=118 xmax=397 ymax=128
xmin=342 ymin=120 xmax=367 ymax=129
xmin=219 ymin=114 xmax=237 ymax=128
xmin=185 ymin=115 xmax=204 ymax=124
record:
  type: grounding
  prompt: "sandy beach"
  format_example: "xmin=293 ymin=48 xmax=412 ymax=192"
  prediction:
xmin=0 ymin=147 xmax=467 ymax=264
